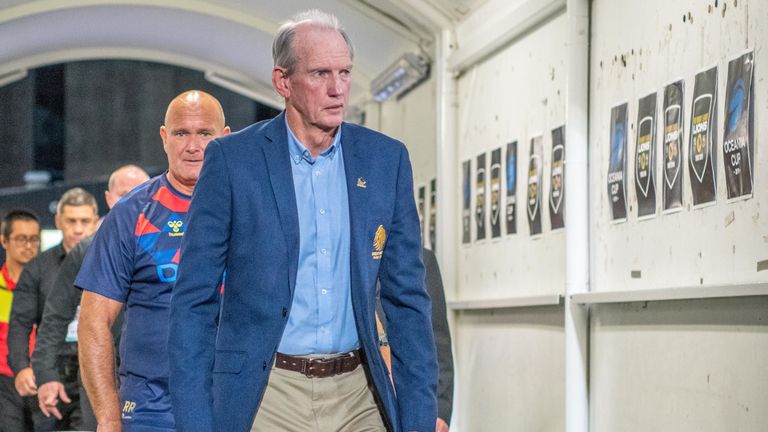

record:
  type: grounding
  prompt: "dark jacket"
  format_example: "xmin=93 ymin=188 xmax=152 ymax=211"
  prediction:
xmin=8 ymin=244 xmax=66 ymax=374
xmin=377 ymin=248 xmax=455 ymax=424
xmin=422 ymin=248 xmax=454 ymax=424
xmin=32 ymin=236 xmax=93 ymax=385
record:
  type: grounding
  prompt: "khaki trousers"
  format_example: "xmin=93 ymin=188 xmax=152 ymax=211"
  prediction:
xmin=250 ymin=362 xmax=387 ymax=432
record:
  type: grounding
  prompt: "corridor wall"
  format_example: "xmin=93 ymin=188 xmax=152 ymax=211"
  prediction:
xmin=371 ymin=0 xmax=767 ymax=430
xmin=452 ymin=6 xmax=569 ymax=430
xmin=588 ymin=0 xmax=768 ymax=430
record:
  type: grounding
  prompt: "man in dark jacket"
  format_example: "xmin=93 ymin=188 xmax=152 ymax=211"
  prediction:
xmin=32 ymin=165 xmax=148 ymax=428
xmin=377 ymin=248 xmax=454 ymax=431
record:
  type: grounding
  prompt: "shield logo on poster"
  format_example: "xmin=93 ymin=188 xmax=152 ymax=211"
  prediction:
xmin=608 ymin=123 xmax=625 ymax=204
xmin=664 ymin=104 xmax=682 ymax=189
xmin=527 ymin=136 xmax=543 ymax=235
xmin=505 ymin=142 xmax=517 ymax=235
xmin=461 ymin=160 xmax=471 ymax=244
xmin=607 ymin=103 xmax=628 ymax=221
xmin=724 ymin=81 xmax=745 ymax=176
xmin=722 ymin=51 xmax=754 ymax=200
xmin=549 ymin=126 xmax=566 ymax=229
xmin=490 ymin=162 xmax=500 ymax=226
xmin=475 ymin=153 xmax=486 ymax=241
xmin=527 ymin=163 xmax=539 ymax=219
xmin=636 ymin=116 xmax=654 ymax=197
xmin=727 ymin=79 xmax=745 ymax=134
xmin=490 ymin=148 xmax=502 ymax=238
xmin=550 ymin=145 xmax=564 ymax=214
xmin=690 ymin=94 xmax=713 ymax=183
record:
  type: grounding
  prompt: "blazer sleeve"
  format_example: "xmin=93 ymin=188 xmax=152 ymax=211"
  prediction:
xmin=423 ymin=248 xmax=454 ymax=425
xmin=377 ymin=144 xmax=438 ymax=432
xmin=169 ymin=139 xmax=231 ymax=432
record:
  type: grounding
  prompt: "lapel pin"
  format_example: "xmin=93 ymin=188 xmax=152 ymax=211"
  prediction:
xmin=356 ymin=177 xmax=367 ymax=188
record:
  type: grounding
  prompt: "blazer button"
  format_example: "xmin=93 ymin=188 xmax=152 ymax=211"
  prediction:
xmin=281 ymin=307 xmax=288 ymax=318
xmin=262 ymin=361 xmax=267 ymax=371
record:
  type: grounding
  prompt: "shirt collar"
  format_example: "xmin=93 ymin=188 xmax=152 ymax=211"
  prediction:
xmin=53 ymin=243 xmax=67 ymax=260
xmin=0 ymin=263 xmax=15 ymax=289
xmin=285 ymin=117 xmax=342 ymax=165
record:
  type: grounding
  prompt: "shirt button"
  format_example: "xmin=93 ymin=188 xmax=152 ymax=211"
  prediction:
xmin=320 ymin=248 xmax=327 ymax=254
xmin=282 ymin=307 xmax=288 ymax=318
xmin=321 ymin=289 xmax=328 ymax=295
xmin=319 ymin=209 xmax=326 ymax=215
xmin=314 ymin=171 xmax=321 ymax=177
xmin=262 ymin=361 xmax=267 ymax=371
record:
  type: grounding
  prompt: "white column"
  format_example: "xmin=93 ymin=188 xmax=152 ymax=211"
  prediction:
xmin=435 ymin=26 xmax=460 ymax=430
xmin=435 ymin=27 xmax=458 ymax=296
xmin=564 ymin=0 xmax=590 ymax=431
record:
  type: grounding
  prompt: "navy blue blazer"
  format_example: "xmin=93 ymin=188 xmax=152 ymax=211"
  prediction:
xmin=169 ymin=113 xmax=437 ymax=432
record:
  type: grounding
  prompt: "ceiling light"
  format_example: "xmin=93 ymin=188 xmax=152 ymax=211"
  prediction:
xmin=371 ymin=53 xmax=430 ymax=102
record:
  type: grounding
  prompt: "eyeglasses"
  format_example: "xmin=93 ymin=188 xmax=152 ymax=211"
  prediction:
xmin=9 ymin=235 xmax=40 ymax=246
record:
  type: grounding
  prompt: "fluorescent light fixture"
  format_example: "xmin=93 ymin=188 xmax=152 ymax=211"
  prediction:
xmin=371 ymin=53 xmax=430 ymax=102
xmin=204 ymin=71 xmax=283 ymax=109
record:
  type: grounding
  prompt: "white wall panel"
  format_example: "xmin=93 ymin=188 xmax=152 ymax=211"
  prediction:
xmin=590 ymin=2 xmax=768 ymax=431
xmin=591 ymin=297 xmax=768 ymax=432
xmin=455 ymin=307 xmax=564 ymax=431
xmin=379 ymin=75 xmax=438 ymax=187
xmin=590 ymin=0 xmax=768 ymax=291
xmin=450 ymin=9 xmax=569 ymax=432
xmin=456 ymin=11 xmax=568 ymax=300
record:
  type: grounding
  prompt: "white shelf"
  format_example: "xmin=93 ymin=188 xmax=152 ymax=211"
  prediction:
xmin=570 ymin=282 xmax=768 ymax=305
xmin=448 ymin=293 xmax=563 ymax=311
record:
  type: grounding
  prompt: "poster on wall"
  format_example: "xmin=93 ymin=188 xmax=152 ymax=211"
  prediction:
xmin=662 ymin=80 xmax=684 ymax=213
xmin=429 ymin=178 xmax=437 ymax=250
xmin=688 ymin=66 xmax=718 ymax=207
xmin=549 ymin=126 xmax=565 ymax=230
xmin=527 ymin=136 xmax=543 ymax=236
xmin=723 ymin=50 xmax=755 ymax=201
xmin=608 ymin=103 xmax=628 ymax=222
xmin=475 ymin=153 xmax=487 ymax=241
xmin=461 ymin=160 xmax=471 ymax=244
xmin=417 ymin=185 xmax=426 ymax=239
xmin=490 ymin=148 xmax=502 ymax=238
xmin=505 ymin=141 xmax=518 ymax=235
xmin=635 ymin=92 xmax=657 ymax=219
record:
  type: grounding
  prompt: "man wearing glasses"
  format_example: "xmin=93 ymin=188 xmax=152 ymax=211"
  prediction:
xmin=0 ymin=208 xmax=41 ymax=431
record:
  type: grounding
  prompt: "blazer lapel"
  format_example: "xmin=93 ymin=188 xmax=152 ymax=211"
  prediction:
xmin=342 ymin=125 xmax=372 ymax=298
xmin=262 ymin=113 xmax=300 ymax=294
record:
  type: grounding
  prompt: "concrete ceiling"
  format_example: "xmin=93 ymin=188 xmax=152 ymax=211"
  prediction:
xmin=0 ymin=0 xmax=485 ymax=108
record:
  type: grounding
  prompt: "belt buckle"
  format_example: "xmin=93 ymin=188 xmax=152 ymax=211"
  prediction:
xmin=301 ymin=358 xmax=314 ymax=378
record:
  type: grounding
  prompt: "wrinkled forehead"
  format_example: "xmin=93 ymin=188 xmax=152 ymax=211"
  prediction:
xmin=294 ymin=25 xmax=352 ymax=63
xmin=59 ymin=204 xmax=98 ymax=218
xmin=166 ymin=105 xmax=224 ymax=130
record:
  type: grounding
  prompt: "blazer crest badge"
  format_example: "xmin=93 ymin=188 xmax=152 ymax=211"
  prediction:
xmin=372 ymin=225 xmax=386 ymax=259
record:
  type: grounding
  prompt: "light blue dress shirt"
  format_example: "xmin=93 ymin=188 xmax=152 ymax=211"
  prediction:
xmin=278 ymin=121 xmax=359 ymax=355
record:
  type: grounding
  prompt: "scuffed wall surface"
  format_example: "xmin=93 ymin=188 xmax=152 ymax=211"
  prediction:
xmin=591 ymin=1 xmax=768 ymax=430
xmin=590 ymin=0 xmax=768 ymax=290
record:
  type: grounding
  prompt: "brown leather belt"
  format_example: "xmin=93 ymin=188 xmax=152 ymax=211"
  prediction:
xmin=275 ymin=350 xmax=362 ymax=378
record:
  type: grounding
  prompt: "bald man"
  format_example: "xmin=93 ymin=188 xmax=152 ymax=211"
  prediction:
xmin=105 ymin=165 xmax=151 ymax=209
xmin=32 ymin=165 xmax=149 ymax=430
xmin=76 ymin=91 xmax=230 ymax=432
